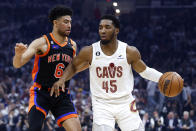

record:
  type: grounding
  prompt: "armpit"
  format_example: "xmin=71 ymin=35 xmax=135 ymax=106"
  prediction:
xmin=36 ymin=50 xmax=43 ymax=55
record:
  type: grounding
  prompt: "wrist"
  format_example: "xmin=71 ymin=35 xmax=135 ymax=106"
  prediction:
xmin=15 ymin=53 xmax=22 ymax=57
xmin=59 ymin=77 xmax=66 ymax=83
xmin=139 ymin=67 xmax=163 ymax=82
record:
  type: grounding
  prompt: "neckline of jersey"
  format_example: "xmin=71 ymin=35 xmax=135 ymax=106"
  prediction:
xmin=50 ymin=33 xmax=68 ymax=47
xmin=98 ymin=41 xmax=120 ymax=58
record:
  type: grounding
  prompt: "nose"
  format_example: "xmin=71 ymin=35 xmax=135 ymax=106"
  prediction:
xmin=100 ymin=28 xmax=106 ymax=34
xmin=67 ymin=22 xmax=71 ymax=28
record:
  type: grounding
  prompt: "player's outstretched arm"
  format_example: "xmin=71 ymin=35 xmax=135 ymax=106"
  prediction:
xmin=13 ymin=37 xmax=46 ymax=68
xmin=50 ymin=46 xmax=92 ymax=97
xmin=127 ymin=46 xmax=162 ymax=82
xmin=62 ymin=45 xmax=92 ymax=80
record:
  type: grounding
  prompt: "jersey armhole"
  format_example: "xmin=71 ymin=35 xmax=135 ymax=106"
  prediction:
xmin=125 ymin=44 xmax=131 ymax=66
xmin=70 ymin=39 xmax=76 ymax=56
xmin=89 ymin=44 xmax=96 ymax=67
xmin=37 ymin=35 xmax=50 ymax=57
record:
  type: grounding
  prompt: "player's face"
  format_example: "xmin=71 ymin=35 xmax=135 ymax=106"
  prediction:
xmin=99 ymin=20 xmax=118 ymax=45
xmin=55 ymin=15 xmax=72 ymax=36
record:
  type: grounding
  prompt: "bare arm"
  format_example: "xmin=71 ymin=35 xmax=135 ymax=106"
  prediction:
xmin=50 ymin=46 xmax=92 ymax=97
xmin=13 ymin=37 xmax=47 ymax=68
xmin=72 ymin=42 xmax=91 ymax=72
xmin=127 ymin=46 xmax=147 ymax=73
xmin=127 ymin=46 xmax=162 ymax=82
xmin=61 ymin=45 xmax=92 ymax=81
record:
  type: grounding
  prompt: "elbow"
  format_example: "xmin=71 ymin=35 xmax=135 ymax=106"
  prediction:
xmin=13 ymin=65 xmax=21 ymax=69
xmin=13 ymin=62 xmax=22 ymax=69
xmin=71 ymin=63 xmax=79 ymax=74
xmin=72 ymin=65 xmax=78 ymax=74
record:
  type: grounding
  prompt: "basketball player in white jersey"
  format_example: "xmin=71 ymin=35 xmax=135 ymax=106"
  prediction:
xmin=50 ymin=15 xmax=163 ymax=131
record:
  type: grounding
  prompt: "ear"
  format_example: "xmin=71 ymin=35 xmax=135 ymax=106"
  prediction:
xmin=115 ymin=28 xmax=119 ymax=35
xmin=53 ymin=20 xmax=58 ymax=26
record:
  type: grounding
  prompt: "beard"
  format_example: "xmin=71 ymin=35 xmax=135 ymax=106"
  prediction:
xmin=58 ymin=29 xmax=69 ymax=37
xmin=101 ymin=40 xmax=110 ymax=45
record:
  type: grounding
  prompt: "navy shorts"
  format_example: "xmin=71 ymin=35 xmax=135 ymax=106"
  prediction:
xmin=28 ymin=85 xmax=78 ymax=127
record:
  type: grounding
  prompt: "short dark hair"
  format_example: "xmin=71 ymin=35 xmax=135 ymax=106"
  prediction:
xmin=100 ymin=14 xmax=120 ymax=29
xmin=49 ymin=5 xmax=73 ymax=24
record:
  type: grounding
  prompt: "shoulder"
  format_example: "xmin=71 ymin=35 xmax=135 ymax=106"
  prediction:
xmin=70 ymin=39 xmax=76 ymax=47
xmin=30 ymin=36 xmax=47 ymax=48
xmin=118 ymin=40 xmax=127 ymax=46
xmin=37 ymin=36 xmax=47 ymax=44
xmin=127 ymin=46 xmax=140 ymax=57
xmin=118 ymin=40 xmax=136 ymax=52
xmin=70 ymin=39 xmax=77 ymax=56
xmin=75 ymin=45 xmax=93 ymax=62
xmin=80 ymin=45 xmax=93 ymax=54
xmin=91 ymin=41 xmax=101 ymax=46
xmin=126 ymin=45 xmax=141 ymax=64
xmin=28 ymin=36 xmax=48 ymax=56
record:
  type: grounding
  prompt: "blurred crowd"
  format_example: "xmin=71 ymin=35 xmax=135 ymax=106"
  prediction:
xmin=0 ymin=0 xmax=196 ymax=131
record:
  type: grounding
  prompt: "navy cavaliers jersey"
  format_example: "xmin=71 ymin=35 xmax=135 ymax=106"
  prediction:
xmin=32 ymin=33 xmax=76 ymax=89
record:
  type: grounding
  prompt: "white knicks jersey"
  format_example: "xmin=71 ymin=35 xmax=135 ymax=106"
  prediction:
xmin=89 ymin=40 xmax=134 ymax=100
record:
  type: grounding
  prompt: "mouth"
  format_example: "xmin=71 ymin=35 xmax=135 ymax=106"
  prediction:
xmin=65 ymin=30 xmax=71 ymax=34
xmin=100 ymin=35 xmax=107 ymax=40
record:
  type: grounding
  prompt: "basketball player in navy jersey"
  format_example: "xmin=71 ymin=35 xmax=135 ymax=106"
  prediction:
xmin=51 ymin=14 xmax=164 ymax=131
xmin=13 ymin=5 xmax=81 ymax=131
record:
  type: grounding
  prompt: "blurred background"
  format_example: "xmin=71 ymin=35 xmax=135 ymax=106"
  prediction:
xmin=0 ymin=0 xmax=196 ymax=131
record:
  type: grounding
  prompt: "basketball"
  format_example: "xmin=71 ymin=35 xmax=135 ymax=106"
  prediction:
xmin=158 ymin=72 xmax=184 ymax=97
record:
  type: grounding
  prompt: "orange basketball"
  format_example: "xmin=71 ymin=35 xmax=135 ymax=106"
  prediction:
xmin=158 ymin=72 xmax=183 ymax=97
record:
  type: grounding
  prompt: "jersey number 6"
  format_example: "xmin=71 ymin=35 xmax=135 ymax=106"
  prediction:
xmin=54 ymin=63 xmax=65 ymax=78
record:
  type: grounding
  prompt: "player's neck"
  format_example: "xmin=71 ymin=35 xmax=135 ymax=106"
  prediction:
xmin=51 ymin=31 xmax=67 ymax=44
xmin=101 ymin=39 xmax=118 ymax=56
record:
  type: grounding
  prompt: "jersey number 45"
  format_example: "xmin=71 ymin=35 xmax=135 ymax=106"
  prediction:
xmin=102 ymin=80 xmax=117 ymax=93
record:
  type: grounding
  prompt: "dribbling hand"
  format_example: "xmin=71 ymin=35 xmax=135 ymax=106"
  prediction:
xmin=15 ymin=43 xmax=27 ymax=56
xmin=50 ymin=79 xmax=65 ymax=97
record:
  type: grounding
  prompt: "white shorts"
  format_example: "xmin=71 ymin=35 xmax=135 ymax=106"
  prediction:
xmin=92 ymin=96 xmax=143 ymax=131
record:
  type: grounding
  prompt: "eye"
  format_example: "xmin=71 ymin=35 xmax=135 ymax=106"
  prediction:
xmin=106 ymin=25 xmax=111 ymax=29
xmin=64 ymin=20 xmax=71 ymax=24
